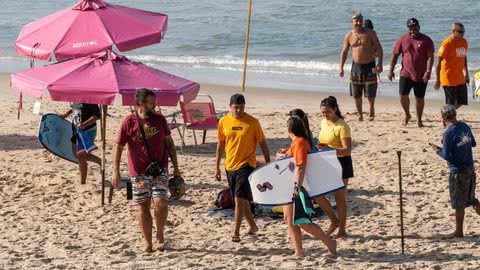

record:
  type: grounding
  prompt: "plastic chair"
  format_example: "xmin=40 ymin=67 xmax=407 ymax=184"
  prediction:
xmin=164 ymin=110 xmax=185 ymax=147
xmin=180 ymin=94 xmax=222 ymax=146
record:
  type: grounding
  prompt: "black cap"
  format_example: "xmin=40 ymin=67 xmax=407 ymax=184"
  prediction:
xmin=230 ymin=93 xmax=246 ymax=105
xmin=407 ymin=18 xmax=419 ymax=27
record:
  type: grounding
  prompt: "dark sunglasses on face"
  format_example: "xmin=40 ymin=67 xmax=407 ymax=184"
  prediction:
xmin=452 ymin=29 xmax=465 ymax=34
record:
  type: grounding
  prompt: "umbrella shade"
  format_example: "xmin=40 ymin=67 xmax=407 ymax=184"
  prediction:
xmin=15 ymin=0 xmax=168 ymax=61
xmin=10 ymin=50 xmax=200 ymax=106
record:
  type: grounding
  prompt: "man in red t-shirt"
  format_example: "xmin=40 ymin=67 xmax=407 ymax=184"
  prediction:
xmin=388 ymin=18 xmax=434 ymax=127
xmin=112 ymin=89 xmax=181 ymax=253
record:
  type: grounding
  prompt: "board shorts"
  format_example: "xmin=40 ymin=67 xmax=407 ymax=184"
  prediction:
xmin=350 ymin=61 xmax=378 ymax=98
xmin=399 ymin=77 xmax=427 ymax=99
xmin=338 ymin=156 xmax=354 ymax=179
xmin=443 ymin=84 xmax=468 ymax=106
xmin=131 ymin=173 xmax=169 ymax=205
xmin=449 ymin=166 xmax=476 ymax=209
xmin=226 ymin=164 xmax=255 ymax=201
xmin=72 ymin=126 xmax=97 ymax=155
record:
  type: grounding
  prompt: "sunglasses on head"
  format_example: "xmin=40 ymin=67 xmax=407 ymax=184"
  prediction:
xmin=452 ymin=29 xmax=465 ymax=34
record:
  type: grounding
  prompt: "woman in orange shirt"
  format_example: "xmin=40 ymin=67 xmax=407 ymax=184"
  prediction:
xmin=282 ymin=116 xmax=336 ymax=257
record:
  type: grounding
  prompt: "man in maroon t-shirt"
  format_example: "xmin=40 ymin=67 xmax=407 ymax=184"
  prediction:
xmin=112 ymin=89 xmax=180 ymax=253
xmin=388 ymin=18 xmax=434 ymax=127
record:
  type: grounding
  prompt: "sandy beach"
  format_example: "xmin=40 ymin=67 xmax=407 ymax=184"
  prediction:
xmin=2 ymin=72 xmax=480 ymax=270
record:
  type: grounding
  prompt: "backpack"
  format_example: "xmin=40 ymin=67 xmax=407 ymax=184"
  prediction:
xmin=215 ymin=188 xmax=234 ymax=209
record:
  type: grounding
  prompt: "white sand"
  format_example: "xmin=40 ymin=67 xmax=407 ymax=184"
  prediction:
xmin=2 ymin=74 xmax=480 ymax=269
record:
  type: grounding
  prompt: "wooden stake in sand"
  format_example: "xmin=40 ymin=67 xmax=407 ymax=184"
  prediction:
xmin=241 ymin=0 xmax=253 ymax=93
xmin=397 ymin=150 xmax=405 ymax=254
xmin=100 ymin=105 xmax=107 ymax=206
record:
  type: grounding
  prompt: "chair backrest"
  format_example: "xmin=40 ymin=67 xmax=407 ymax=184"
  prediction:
xmin=180 ymin=101 xmax=216 ymax=125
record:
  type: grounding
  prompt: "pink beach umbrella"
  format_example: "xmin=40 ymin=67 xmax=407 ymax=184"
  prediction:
xmin=10 ymin=50 xmax=200 ymax=106
xmin=15 ymin=0 xmax=168 ymax=61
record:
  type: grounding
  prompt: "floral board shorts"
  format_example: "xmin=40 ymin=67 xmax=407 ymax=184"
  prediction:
xmin=131 ymin=173 xmax=169 ymax=204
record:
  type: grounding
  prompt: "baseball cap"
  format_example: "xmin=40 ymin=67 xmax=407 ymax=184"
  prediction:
xmin=407 ymin=18 xmax=419 ymax=27
xmin=352 ymin=12 xmax=363 ymax=21
xmin=230 ymin=93 xmax=246 ymax=105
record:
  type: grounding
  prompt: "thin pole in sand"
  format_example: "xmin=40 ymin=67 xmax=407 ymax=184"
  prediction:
xmin=397 ymin=150 xmax=405 ymax=254
xmin=100 ymin=105 xmax=107 ymax=206
xmin=241 ymin=0 xmax=253 ymax=93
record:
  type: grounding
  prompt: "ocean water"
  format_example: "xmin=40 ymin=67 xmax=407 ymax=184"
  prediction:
xmin=1 ymin=0 xmax=479 ymax=96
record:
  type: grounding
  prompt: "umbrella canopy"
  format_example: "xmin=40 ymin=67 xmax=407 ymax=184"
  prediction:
xmin=15 ymin=0 xmax=168 ymax=61
xmin=10 ymin=50 xmax=200 ymax=106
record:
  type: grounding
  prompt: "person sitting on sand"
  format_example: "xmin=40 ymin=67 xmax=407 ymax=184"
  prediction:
xmin=61 ymin=103 xmax=101 ymax=185
xmin=388 ymin=18 xmax=434 ymax=127
xmin=281 ymin=116 xmax=336 ymax=257
xmin=430 ymin=105 xmax=480 ymax=238
xmin=339 ymin=11 xmax=383 ymax=121
xmin=316 ymin=96 xmax=353 ymax=238
xmin=112 ymin=89 xmax=181 ymax=252
xmin=215 ymin=93 xmax=270 ymax=242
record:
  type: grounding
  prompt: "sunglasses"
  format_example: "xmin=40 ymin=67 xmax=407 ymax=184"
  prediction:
xmin=256 ymin=182 xmax=273 ymax=192
xmin=452 ymin=29 xmax=465 ymax=34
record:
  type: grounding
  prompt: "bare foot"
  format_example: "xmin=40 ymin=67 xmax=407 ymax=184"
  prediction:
xmin=155 ymin=241 xmax=167 ymax=252
xmin=328 ymin=238 xmax=337 ymax=256
xmin=335 ymin=231 xmax=347 ymax=239
xmin=144 ymin=244 xmax=153 ymax=253
xmin=247 ymin=226 xmax=259 ymax=235
xmin=294 ymin=251 xmax=305 ymax=257
xmin=326 ymin=221 xmax=339 ymax=236
xmin=417 ymin=120 xmax=424 ymax=128
xmin=232 ymin=234 xmax=241 ymax=242
xmin=473 ymin=199 xmax=480 ymax=215
xmin=358 ymin=115 xmax=364 ymax=122
xmin=404 ymin=113 xmax=412 ymax=126
xmin=369 ymin=111 xmax=375 ymax=121
xmin=441 ymin=232 xmax=463 ymax=239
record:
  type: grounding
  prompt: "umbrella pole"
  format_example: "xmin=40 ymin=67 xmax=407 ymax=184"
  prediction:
xmin=241 ymin=0 xmax=253 ymax=93
xmin=101 ymin=105 xmax=107 ymax=206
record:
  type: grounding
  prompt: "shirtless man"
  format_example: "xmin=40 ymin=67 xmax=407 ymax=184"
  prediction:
xmin=340 ymin=12 xmax=383 ymax=121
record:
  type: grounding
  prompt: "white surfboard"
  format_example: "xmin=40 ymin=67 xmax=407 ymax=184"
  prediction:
xmin=249 ymin=149 xmax=344 ymax=206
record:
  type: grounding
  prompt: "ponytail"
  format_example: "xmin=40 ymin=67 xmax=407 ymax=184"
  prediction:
xmin=288 ymin=108 xmax=313 ymax=148
xmin=321 ymin=96 xmax=344 ymax=119
xmin=287 ymin=116 xmax=308 ymax=141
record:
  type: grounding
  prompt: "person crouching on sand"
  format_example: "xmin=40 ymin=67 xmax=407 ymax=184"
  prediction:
xmin=430 ymin=104 xmax=480 ymax=238
xmin=281 ymin=116 xmax=336 ymax=257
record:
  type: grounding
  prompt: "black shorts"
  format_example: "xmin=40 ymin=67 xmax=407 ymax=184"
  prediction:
xmin=338 ymin=156 xmax=354 ymax=179
xmin=399 ymin=77 xmax=427 ymax=98
xmin=443 ymin=84 xmax=468 ymax=106
xmin=350 ymin=61 xmax=378 ymax=98
xmin=226 ymin=165 xmax=255 ymax=201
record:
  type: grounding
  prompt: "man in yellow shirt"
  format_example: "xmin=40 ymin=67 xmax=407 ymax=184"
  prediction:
xmin=215 ymin=94 xmax=270 ymax=242
xmin=434 ymin=22 xmax=469 ymax=109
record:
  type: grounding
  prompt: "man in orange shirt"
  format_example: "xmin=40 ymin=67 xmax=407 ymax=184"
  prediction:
xmin=434 ymin=22 xmax=470 ymax=109
xmin=215 ymin=94 xmax=270 ymax=242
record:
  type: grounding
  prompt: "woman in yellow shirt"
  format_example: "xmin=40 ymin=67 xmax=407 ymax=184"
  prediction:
xmin=316 ymin=96 xmax=353 ymax=239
